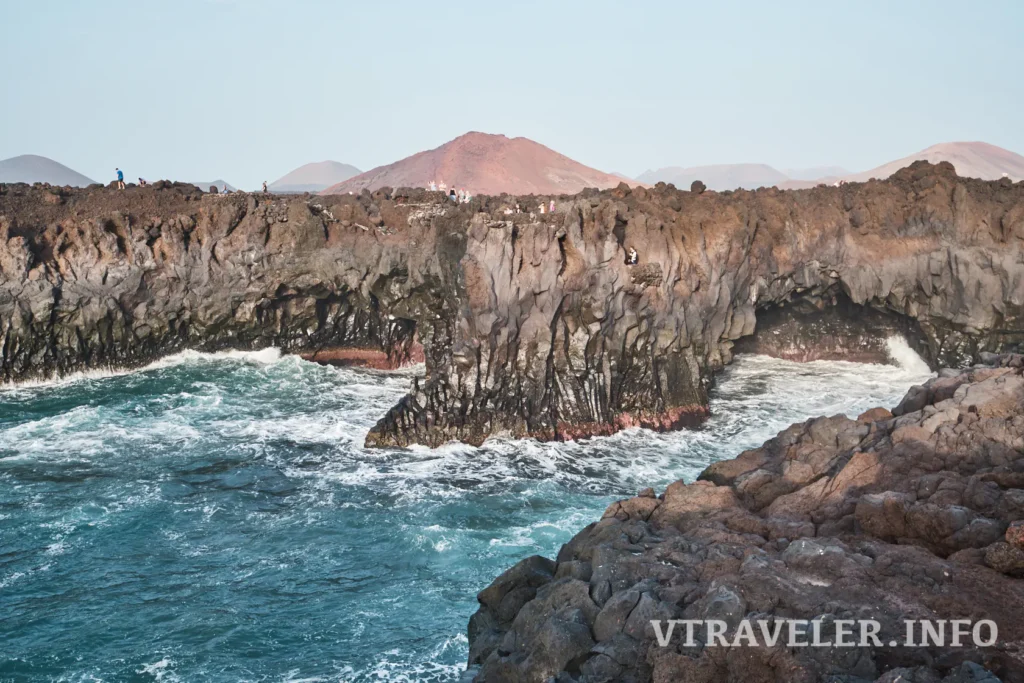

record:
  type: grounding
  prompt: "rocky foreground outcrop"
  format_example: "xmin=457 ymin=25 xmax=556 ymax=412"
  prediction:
xmin=467 ymin=355 xmax=1024 ymax=682
xmin=1 ymin=162 xmax=1023 ymax=447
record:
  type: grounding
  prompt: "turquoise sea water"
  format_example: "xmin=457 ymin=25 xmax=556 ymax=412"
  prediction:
xmin=0 ymin=346 xmax=931 ymax=682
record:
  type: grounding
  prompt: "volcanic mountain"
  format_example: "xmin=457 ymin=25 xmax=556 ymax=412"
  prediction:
xmin=270 ymin=161 xmax=361 ymax=193
xmin=322 ymin=132 xmax=627 ymax=196
xmin=641 ymin=142 xmax=1024 ymax=192
xmin=0 ymin=154 xmax=95 ymax=187
xmin=781 ymin=165 xmax=850 ymax=180
xmin=778 ymin=141 xmax=1024 ymax=189
xmin=843 ymin=141 xmax=1024 ymax=183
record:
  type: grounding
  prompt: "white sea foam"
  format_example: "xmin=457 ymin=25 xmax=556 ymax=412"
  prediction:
xmin=1 ymin=346 xmax=933 ymax=504
xmin=0 ymin=347 xmax=286 ymax=392
xmin=341 ymin=658 xmax=465 ymax=683
xmin=148 ymin=347 xmax=283 ymax=368
xmin=137 ymin=658 xmax=179 ymax=683
xmin=291 ymin=343 xmax=935 ymax=510
xmin=281 ymin=674 xmax=330 ymax=683
xmin=0 ymin=571 xmax=26 ymax=589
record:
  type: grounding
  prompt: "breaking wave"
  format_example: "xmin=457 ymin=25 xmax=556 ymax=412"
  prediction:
xmin=1 ymin=347 xmax=286 ymax=391
xmin=886 ymin=334 xmax=933 ymax=374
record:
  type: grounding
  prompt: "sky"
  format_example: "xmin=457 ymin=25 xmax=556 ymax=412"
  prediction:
xmin=3 ymin=0 xmax=1023 ymax=189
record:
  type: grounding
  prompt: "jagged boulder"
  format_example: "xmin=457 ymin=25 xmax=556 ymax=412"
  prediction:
xmin=468 ymin=355 xmax=1024 ymax=682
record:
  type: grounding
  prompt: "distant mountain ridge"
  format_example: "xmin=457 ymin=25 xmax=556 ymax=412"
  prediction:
xmin=781 ymin=165 xmax=850 ymax=181
xmin=188 ymin=180 xmax=236 ymax=192
xmin=0 ymin=154 xmax=95 ymax=187
xmin=323 ymin=132 xmax=629 ymax=196
xmin=637 ymin=163 xmax=788 ymax=192
xmin=641 ymin=141 xmax=1023 ymax=192
xmin=270 ymin=161 xmax=361 ymax=193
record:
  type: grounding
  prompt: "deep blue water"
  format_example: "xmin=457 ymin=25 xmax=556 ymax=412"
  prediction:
xmin=0 ymin=346 xmax=931 ymax=682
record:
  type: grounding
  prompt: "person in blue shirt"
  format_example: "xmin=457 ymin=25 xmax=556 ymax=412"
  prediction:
xmin=115 ymin=168 xmax=124 ymax=190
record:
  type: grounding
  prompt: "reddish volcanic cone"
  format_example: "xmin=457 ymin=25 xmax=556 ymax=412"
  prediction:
xmin=322 ymin=132 xmax=631 ymax=196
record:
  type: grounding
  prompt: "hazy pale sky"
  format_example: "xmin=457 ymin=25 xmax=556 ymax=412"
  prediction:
xmin=3 ymin=0 xmax=1022 ymax=189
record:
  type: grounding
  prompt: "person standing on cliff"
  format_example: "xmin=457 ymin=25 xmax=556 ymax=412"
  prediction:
xmin=115 ymin=168 xmax=124 ymax=190
xmin=262 ymin=181 xmax=268 ymax=193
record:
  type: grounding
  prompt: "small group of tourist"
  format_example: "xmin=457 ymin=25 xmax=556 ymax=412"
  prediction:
xmin=115 ymin=168 xmax=147 ymax=189
xmin=429 ymin=180 xmax=471 ymax=203
xmin=113 ymin=169 xmax=248 ymax=195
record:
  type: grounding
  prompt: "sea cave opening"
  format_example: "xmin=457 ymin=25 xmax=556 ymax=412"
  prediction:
xmin=733 ymin=288 xmax=933 ymax=370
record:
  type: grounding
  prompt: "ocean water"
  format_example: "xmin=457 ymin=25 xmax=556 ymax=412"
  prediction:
xmin=0 ymin=341 xmax=932 ymax=682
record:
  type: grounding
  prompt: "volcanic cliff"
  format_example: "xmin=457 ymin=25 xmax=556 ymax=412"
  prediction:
xmin=0 ymin=162 xmax=1022 ymax=450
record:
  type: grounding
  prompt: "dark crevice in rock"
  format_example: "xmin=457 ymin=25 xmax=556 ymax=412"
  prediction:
xmin=736 ymin=288 xmax=931 ymax=366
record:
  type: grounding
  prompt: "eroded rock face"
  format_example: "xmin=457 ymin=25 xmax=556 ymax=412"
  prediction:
xmin=367 ymin=162 xmax=1024 ymax=447
xmin=0 ymin=183 xmax=452 ymax=383
xmin=468 ymin=355 xmax=1024 ymax=682
xmin=2 ymin=161 xmax=1024 ymax=448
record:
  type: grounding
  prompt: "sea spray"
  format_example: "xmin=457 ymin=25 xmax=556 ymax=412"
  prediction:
xmin=886 ymin=335 xmax=932 ymax=374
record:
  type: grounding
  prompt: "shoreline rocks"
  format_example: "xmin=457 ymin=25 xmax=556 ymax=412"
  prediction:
xmin=467 ymin=354 xmax=1024 ymax=682
xmin=1 ymin=161 xmax=1023 ymax=448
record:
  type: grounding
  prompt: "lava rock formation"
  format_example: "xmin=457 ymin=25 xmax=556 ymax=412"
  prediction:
xmin=467 ymin=354 xmax=1024 ymax=682
xmin=1 ymin=162 xmax=1023 ymax=448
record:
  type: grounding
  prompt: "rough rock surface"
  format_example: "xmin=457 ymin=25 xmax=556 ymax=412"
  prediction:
xmin=468 ymin=355 xmax=1024 ymax=682
xmin=0 ymin=182 xmax=444 ymax=383
xmin=1 ymin=161 xmax=1023 ymax=448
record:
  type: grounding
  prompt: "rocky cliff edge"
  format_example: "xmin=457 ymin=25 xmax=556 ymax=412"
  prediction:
xmin=1 ymin=163 xmax=1023 ymax=448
